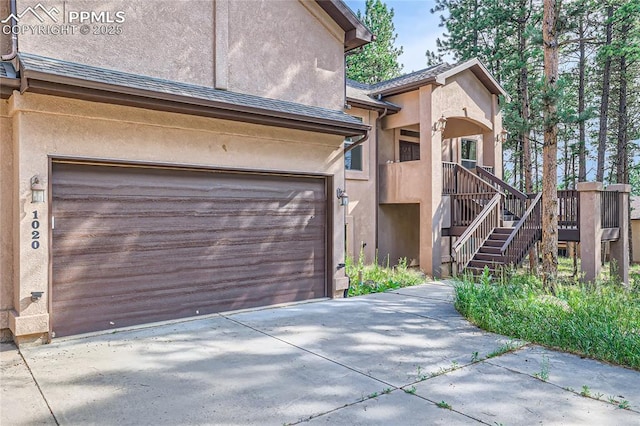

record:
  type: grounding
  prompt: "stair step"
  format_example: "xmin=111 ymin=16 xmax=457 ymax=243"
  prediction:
xmin=468 ymin=260 xmax=504 ymax=269
xmin=479 ymin=247 xmax=502 ymax=255
xmin=489 ymin=234 xmax=509 ymax=241
xmin=484 ymin=240 xmax=504 ymax=248
xmin=493 ymin=228 xmax=512 ymax=234
xmin=474 ymin=253 xmax=504 ymax=262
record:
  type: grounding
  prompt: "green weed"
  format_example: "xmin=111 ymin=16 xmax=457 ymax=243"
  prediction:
xmin=346 ymin=250 xmax=426 ymax=296
xmin=454 ymin=268 xmax=640 ymax=370
xmin=436 ymin=400 xmax=452 ymax=409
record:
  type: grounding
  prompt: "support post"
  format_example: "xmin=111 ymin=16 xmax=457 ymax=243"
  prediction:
xmin=607 ymin=184 xmax=630 ymax=286
xmin=578 ymin=182 xmax=603 ymax=282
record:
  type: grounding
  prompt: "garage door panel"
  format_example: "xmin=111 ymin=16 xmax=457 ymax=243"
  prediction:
xmin=52 ymin=236 xmax=324 ymax=268
xmin=52 ymin=252 xmax=325 ymax=294
xmin=52 ymin=163 xmax=328 ymax=337
xmin=52 ymin=276 xmax=325 ymax=335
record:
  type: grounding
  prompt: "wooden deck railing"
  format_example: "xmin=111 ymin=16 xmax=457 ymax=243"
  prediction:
xmin=557 ymin=190 xmax=579 ymax=229
xmin=501 ymin=192 xmax=543 ymax=266
xmin=452 ymin=193 xmax=501 ymax=274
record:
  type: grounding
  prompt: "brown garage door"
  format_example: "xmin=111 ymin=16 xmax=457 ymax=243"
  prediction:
xmin=51 ymin=162 xmax=327 ymax=337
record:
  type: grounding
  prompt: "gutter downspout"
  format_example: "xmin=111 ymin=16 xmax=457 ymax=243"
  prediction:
xmin=1 ymin=0 xmax=18 ymax=61
xmin=374 ymin=107 xmax=389 ymax=259
xmin=343 ymin=129 xmax=370 ymax=154
xmin=341 ymin=123 xmax=370 ymax=298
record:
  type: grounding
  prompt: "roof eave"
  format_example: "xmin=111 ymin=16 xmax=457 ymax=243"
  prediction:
xmin=0 ymin=77 xmax=20 ymax=98
xmin=20 ymin=70 xmax=370 ymax=137
xmin=346 ymin=97 xmax=401 ymax=113
xmin=315 ymin=0 xmax=374 ymax=52
xmin=370 ymin=77 xmax=438 ymax=97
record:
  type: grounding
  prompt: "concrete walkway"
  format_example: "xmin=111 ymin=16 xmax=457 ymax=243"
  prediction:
xmin=2 ymin=281 xmax=639 ymax=425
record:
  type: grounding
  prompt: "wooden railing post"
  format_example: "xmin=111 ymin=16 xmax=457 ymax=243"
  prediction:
xmin=578 ymin=182 xmax=603 ymax=282
xmin=607 ymin=184 xmax=630 ymax=286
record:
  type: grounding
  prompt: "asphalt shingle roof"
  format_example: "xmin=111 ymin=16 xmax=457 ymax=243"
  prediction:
xmin=346 ymin=79 xmax=399 ymax=110
xmin=18 ymin=53 xmax=366 ymax=128
xmin=345 ymin=62 xmax=458 ymax=108
xmin=368 ymin=63 xmax=457 ymax=95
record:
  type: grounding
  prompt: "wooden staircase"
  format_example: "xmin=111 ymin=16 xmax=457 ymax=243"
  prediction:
xmin=449 ymin=165 xmax=542 ymax=275
xmin=465 ymin=227 xmax=511 ymax=274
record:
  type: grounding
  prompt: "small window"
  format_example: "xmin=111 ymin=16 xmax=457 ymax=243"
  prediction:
xmin=399 ymin=140 xmax=420 ymax=162
xmin=345 ymin=139 xmax=363 ymax=171
xmin=461 ymin=139 xmax=477 ymax=169
xmin=345 ymin=116 xmax=364 ymax=171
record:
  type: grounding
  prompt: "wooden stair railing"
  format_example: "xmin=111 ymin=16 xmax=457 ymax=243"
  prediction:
xmin=475 ymin=166 xmax=528 ymax=219
xmin=449 ymin=164 xmax=501 ymax=228
xmin=452 ymin=193 xmax=502 ymax=274
xmin=500 ymin=192 xmax=543 ymax=267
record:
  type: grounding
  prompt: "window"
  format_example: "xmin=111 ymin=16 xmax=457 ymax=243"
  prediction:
xmin=461 ymin=138 xmax=477 ymax=169
xmin=345 ymin=116 xmax=364 ymax=171
xmin=345 ymin=138 xmax=363 ymax=171
xmin=399 ymin=141 xmax=420 ymax=162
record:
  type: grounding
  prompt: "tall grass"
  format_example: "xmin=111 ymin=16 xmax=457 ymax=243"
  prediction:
xmin=454 ymin=268 xmax=640 ymax=370
xmin=345 ymin=250 xmax=426 ymax=296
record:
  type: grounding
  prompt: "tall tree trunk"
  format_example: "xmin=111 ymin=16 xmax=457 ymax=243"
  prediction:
xmin=596 ymin=6 xmax=613 ymax=183
xmin=542 ymin=0 xmax=559 ymax=287
xmin=616 ymin=51 xmax=628 ymax=184
xmin=578 ymin=14 xmax=587 ymax=182
xmin=518 ymin=11 xmax=537 ymax=272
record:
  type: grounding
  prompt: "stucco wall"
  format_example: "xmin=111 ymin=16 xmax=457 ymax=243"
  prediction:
xmin=345 ymin=107 xmax=377 ymax=263
xmin=6 ymin=92 xmax=347 ymax=340
xmin=632 ymin=220 xmax=640 ymax=263
xmin=378 ymin=204 xmax=419 ymax=267
xmin=226 ymin=0 xmax=345 ymax=110
xmin=0 ymin=99 xmax=13 ymax=339
xmin=435 ymin=70 xmax=493 ymax=130
xmin=13 ymin=0 xmax=345 ymax=109
xmin=16 ymin=0 xmax=215 ymax=87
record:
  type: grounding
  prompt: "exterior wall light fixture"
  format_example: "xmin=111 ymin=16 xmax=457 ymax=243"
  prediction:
xmin=337 ymin=188 xmax=349 ymax=206
xmin=30 ymin=175 xmax=45 ymax=203
xmin=497 ymin=129 xmax=509 ymax=144
xmin=31 ymin=291 xmax=44 ymax=302
xmin=434 ymin=115 xmax=447 ymax=132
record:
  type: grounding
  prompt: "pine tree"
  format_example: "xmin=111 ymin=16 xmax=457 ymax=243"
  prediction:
xmin=541 ymin=0 xmax=560 ymax=285
xmin=346 ymin=0 xmax=403 ymax=84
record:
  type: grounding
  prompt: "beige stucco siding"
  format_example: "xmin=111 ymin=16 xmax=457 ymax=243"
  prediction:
xmin=436 ymin=70 xmax=493 ymax=131
xmin=378 ymin=204 xmax=419 ymax=266
xmin=13 ymin=0 xmax=345 ymax=109
xmin=226 ymin=0 xmax=345 ymax=110
xmin=345 ymin=107 xmax=377 ymax=263
xmin=5 ymin=92 xmax=348 ymax=340
xmin=632 ymin=220 xmax=640 ymax=263
xmin=0 ymin=99 xmax=13 ymax=338
xmin=16 ymin=0 xmax=215 ymax=87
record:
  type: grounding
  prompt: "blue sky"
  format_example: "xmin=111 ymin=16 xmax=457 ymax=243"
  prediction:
xmin=343 ymin=1 xmax=446 ymax=73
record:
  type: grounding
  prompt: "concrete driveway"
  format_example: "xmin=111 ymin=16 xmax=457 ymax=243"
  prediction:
xmin=2 ymin=281 xmax=639 ymax=425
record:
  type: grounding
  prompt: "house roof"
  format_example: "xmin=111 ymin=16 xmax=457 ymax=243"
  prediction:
xmin=11 ymin=53 xmax=369 ymax=137
xmin=366 ymin=59 xmax=508 ymax=99
xmin=346 ymin=79 xmax=400 ymax=112
xmin=367 ymin=63 xmax=458 ymax=96
xmin=315 ymin=0 xmax=374 ymax=51
xmin=631 ymin=196 xmax=640 ymax=220
xmin=345 ymin=58 xmax=510 ymax=110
